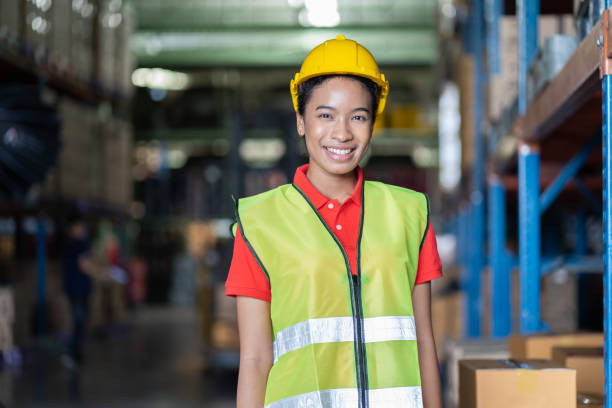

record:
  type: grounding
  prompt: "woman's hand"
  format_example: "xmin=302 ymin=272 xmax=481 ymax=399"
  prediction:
xmin=236 ymin=296 xmax=273 ymax=408
xmin=412 ymin=282 xmax=443 ymax=408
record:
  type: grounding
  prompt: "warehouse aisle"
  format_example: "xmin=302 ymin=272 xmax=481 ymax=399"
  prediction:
xmin=9 ymin=307 xmax=236 ymax=408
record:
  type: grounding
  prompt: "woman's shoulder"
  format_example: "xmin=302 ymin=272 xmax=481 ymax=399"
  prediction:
xmin=364 ymin=180 xmax=426 ymax=200
xmin=236 ymin=183 xmax=294 ymax=209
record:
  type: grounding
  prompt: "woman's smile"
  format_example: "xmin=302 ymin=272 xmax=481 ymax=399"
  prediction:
xmin=323 ymin=145 xmax=357 ymax=161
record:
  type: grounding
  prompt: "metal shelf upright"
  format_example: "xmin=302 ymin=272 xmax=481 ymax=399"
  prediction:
xmin=458 ymin=0 xmax=487 ymax=339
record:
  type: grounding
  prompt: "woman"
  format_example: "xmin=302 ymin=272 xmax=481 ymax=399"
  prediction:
xmin=226 ymin=35 xmax=443 ymax=408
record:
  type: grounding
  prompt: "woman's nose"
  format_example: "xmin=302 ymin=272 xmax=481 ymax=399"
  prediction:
xmin=331 ymin=118 xmax=353 ymax=142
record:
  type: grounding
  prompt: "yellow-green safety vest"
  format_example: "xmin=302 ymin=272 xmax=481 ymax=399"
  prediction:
xmin=234 ymin=180 xmax=429 ymax=408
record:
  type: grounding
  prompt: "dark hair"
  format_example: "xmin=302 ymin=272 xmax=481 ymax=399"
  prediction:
xmin=66 ymin=209 xmax=86 ymax=227
xmin=297 ymin=74 xmax=381 ymax=120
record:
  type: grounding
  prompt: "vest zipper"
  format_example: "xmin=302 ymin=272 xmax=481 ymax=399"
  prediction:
xmin=291 ymin=183 xmax=369 ymax=408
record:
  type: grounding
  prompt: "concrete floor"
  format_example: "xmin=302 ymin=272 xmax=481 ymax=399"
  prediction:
xmin=6 ymin=307 xmax=237 ymax=408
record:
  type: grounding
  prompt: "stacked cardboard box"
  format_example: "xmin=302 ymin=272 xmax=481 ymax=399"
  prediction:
xmin=114 ymin=3 xmax=135 ymax=98
xmin=211 ymin=284 xmax=239 ymax=349
xmin=0 ymin=287 xmax=15 ymax=352
xmin=445 ymin=338 xmax=509 ymax=408
xmin=96 ymin=0 xmax=121 ymax=91
xmin=44 ymin=98 xmax=133 ymax=208
xmin=509 ymin=332 xmax=603 ymax=359
xmin=553 ymin=346 xmax=604 ymax=398
xmin=23 ymin=0 xmax=52 ymax=61
xmin=71 ymin=0 xmax=95 ymax=83
xmin=103 ymin=118 xmax=133 ymax=207
xmin=50 ymin=98 xmax=100 ymax=199
xmin=459 ymin=359 xmax=576 ymax=408
xmin=49 ymin=0 xmax=72 ymax=74
xmin=431 ymin=291 xmax=464 ymax=360
xmin=458 ymin=54 xmax=475 ymax=170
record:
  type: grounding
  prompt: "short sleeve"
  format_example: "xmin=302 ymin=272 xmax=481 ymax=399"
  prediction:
xmin=414 ymin=221 xmax=443 ymax=285
xmin=225 ymin=226 xmax=272 ymax=302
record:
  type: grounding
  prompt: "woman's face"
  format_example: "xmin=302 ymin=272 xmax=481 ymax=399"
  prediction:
xmin=297 ymin=76 xmax=374 ymax=178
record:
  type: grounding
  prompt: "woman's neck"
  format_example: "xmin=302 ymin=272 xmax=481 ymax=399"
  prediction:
xmin=306 ymin=165 xmax=358 ymax=204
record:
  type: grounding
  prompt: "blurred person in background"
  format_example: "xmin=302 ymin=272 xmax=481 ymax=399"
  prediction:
xmin=227 ymin=35 xmax=443 ymax=408
xmin=62 ymin=212 xmax=109 ymax=368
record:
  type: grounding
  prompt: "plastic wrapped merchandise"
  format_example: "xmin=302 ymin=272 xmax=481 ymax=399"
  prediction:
xmin=71 ymin=0 xmax=95 ymax=83
xmin=0 ymin=0 xmax=22 ymax=48
xmin=527 ymin=35 xmax=580 ymax=106
xmin=24 ymin=0 xmax=53 ymax=62
xmin=49 ymin=0 xmax=73 ymax=74
xmin=96 ymin=0 xmax=122 ymax=92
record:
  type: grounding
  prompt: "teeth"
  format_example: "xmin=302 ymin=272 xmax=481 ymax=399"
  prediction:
xmin=326 ymin=147 xmax=352 ymax=155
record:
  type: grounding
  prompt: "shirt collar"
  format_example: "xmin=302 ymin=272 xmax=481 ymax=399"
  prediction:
xmin=293 ymin=164 xmax=363 ymax=209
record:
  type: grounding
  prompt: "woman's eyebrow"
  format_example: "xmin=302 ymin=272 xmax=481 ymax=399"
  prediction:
xmin=315 ymin=105 xmax=336 ymax=111
xmin=351 ymin=107 xmax=370 ymax=113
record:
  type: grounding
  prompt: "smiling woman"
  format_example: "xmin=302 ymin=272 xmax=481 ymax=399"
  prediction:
xmin=226 ymin=35 xmax=443 ymax=408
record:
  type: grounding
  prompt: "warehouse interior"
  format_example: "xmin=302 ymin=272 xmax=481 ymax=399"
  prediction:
xmin=0 ymin=0 xmax=610 ymax=407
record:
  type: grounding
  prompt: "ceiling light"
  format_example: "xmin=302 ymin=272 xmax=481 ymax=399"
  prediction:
xmin=300 ymin=0 xmax=340 ymax=27
xmin=132 ymin=68 xmax=190 ymax=90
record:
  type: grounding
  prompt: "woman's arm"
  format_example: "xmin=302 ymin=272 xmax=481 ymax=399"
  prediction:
xmin=236 ymin=295 xmax=273 ymax=408
xmin=412 ymin=282 xmax=443 ymax=408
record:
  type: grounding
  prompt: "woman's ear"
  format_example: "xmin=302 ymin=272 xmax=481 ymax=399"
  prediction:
xmin=296 ymin=112 xmax=305 ymax=137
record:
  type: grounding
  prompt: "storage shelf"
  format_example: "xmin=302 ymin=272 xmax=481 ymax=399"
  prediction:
xmin=521 ymin=15 xmax=604 ymax=142
xmin=0 ymin=44 xmax=131 ymax=109
xmin=491 ymin=12 xmax=609 ymax=173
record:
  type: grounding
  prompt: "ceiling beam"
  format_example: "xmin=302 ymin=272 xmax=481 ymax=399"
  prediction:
xmin=130 ymin=0 xmax=437 ymax=30
xmin=132 ymin=28 xmax=438 ymax=67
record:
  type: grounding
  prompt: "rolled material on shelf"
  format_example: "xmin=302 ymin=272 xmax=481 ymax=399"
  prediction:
xmin=0 ymin=85 xmax=60 ymax=200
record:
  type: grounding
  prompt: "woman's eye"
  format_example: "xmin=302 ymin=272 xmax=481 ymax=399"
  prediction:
xmin=353 ymin=115 xmax=367 ymax=121
xmin=318 ymin=113 xmax=332 ymax=119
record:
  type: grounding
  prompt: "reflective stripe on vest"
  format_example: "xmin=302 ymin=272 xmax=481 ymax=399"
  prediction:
xmin=264 ymin=386 xmax=423 ymax=408
xmin=273 ymin=316 xmax=417 ymax=362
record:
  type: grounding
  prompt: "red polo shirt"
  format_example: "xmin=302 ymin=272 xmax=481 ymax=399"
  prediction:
xmin=225 ymin=165 xmax=443 ymax=302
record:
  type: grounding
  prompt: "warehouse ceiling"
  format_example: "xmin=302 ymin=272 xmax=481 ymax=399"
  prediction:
xmin=130 ymin=0 xmax=439 ymax=67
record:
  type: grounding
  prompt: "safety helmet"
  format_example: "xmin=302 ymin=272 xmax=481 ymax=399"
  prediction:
xmin=290 ymin=35 xmax=389 ymax=116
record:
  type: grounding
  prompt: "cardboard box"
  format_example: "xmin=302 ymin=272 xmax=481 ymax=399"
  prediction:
xmin=211 ymin=321 xmax=239 ymax=350
xmin=552 ymin=346 xmax=604 ymax=395
xmin=458 ymin=54 xmax=475 ymax=169
xmin=509 ymin=333 xmax=603 ymax=360
xmin=432 ymin=291 xmax=464 ymax=360
xmin=445 ymin=339 xmax=509 ymax=408
xmin=566 ymin=355 xmax=603 ymax=395
xmin=0 ymin=321 xmax=14 ymax=351
xmin=459 ymin=359 xmax=576 ymax=408
xmin=552 ymin=346 xmax=603 ymax=365
xmin=0 ymin=287 xmax=15 ymax=323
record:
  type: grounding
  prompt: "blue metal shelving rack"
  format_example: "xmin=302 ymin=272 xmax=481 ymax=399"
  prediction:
xmin=457 ymin=0 xmax=612 ymax=404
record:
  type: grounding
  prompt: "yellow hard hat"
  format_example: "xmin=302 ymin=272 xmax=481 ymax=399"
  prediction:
xmin=290 ymin=34 xmax=389 ymax=116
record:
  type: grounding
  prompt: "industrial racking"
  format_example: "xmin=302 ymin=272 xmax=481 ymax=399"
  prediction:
xmin=454 ymin=0 xmax=612 ymax=405
xmin=0 ymin=1 xmax=135 ymax=336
